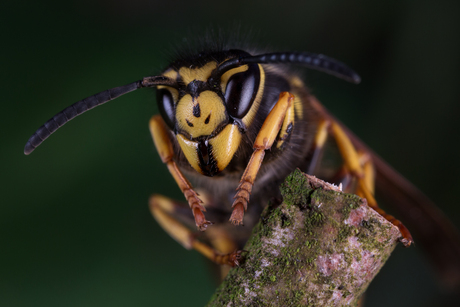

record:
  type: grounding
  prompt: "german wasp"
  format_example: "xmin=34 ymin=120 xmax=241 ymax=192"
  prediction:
xmin=24 ymin=42 xmax=460 ymax=284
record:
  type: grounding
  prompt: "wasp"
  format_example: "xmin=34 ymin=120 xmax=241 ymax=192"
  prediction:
xmin=24 ymin=43 xmax=460 ymax=286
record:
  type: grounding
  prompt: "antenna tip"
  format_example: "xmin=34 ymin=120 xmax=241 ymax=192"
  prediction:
xmin=351 ymin=73 xmax=361 ymax=84
xmin=24 ymin=142 xmax=35 ymax=155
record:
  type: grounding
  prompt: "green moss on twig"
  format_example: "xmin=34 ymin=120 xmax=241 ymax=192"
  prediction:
xmin=207 ymin=170 xmax=401 ymax=307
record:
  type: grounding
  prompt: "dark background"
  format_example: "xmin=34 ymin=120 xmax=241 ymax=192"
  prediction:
xmin=2 ymin=0 xmax=460 ymax=306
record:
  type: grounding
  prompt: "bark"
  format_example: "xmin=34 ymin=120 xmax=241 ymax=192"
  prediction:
xmin=207 ymin=169 xmax=402 ymax=306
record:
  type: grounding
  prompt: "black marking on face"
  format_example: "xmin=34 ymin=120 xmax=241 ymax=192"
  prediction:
xmin=205 ymin=114 xmax=211 ymax=124
xmin=197 ymin=140 xmax=219 ymax=176
xmin=187 ymin=80 xmax=206 ymax=98
xmin=193 ymin=103 xmax=201 ymax=118
xmin=186 ymin=119 xmax=194 ymax=127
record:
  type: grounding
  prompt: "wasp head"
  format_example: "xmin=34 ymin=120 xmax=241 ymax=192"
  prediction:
xmin=156 ymin=53 xmax=263 ymax=177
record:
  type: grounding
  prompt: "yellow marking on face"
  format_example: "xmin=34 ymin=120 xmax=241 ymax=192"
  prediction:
xmin=159 ymin=69 xmax=180 ymax=102
xmin=176 ymin=134 xmax=201 ymax=174
xmin=209 ymin=124 xmax=242 ymax=172
xmin=176 ymin=91 xmax=227 ymax=138
xmin=157 ymin=85 xmax=179 ymax=103
xmin=219 ymin=65 xmax=249 ymax=94
xmin=162 ymin=68 xmax=179 ymax=80
xmin=177 ymin=124 xmax=242 ymax=174
xmin=241 ymin=64 xmax=265 ymax=126
xmin=179 ymin=62 xmax=217 ymax=85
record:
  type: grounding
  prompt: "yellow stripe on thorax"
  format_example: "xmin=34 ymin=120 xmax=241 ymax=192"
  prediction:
xmin=289 ymin=76 xmax=305 ymax=120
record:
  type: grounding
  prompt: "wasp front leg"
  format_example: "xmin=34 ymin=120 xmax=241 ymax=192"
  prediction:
xmin=230 ymin=92 xmax=294 ymax=225
xmin=149 ymin=115 xmax=212 ymax=231
xmin=149 ymin=194 xmax=243 ymax=267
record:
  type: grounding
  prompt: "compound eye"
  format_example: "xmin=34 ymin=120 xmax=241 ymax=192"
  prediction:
xmin=156 ymin=88 xmax=176 ymax=130
xmin=224 ymin=63 xmax=260 ymax=119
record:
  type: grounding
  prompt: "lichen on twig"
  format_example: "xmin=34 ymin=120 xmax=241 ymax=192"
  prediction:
xmin=207 ymin=169 xmax=401 ymax=306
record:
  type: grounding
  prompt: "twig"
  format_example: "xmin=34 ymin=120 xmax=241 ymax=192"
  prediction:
xmin=207 ymin=169 xmax=402 ymax=306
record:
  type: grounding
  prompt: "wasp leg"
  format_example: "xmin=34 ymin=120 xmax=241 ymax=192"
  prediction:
xmin=149 ymin=115 xmax=212 ymax=231
xmin=230 ymin=92 xmax=294 ymax=225
xmin=308 ymin=98 xmax=413 ymax=245
xmin=306 ymin=119 xmax=330 ymax=175
xmin=355 ymin=174 xmax=413 ymax=246
xmin=205 ymin=227 xmax=243 ymax=277
xmin=149 ymin=194 xmax=243 ymax=267
xmin=330 ymin=121 xmax=413 ymax=246
xmin=357 ymin=151 xmax=375 ymax=195
xmin=276 ymin=93 xmax=296 ymax=149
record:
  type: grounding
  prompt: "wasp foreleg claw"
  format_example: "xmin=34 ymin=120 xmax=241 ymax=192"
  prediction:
xmin=214 ymin=250 xmax=248 ymax=267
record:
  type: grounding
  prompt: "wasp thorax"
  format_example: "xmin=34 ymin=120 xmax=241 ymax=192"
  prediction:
xmin=176 ymin=91 xmax=228 ymax=139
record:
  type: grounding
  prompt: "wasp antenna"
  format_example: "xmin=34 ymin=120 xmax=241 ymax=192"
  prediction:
xmin=210 ymin=58 xmax=241 ymax=81
xmin=24 ymin=81 xmax=143 ymax=155
xmin=141 ymin=75 xmax=179 ymax=88
xmin=24 ymin=75 xmax=179 ymax=155
xmin=241 ymin=52 xmax=361 ymax=84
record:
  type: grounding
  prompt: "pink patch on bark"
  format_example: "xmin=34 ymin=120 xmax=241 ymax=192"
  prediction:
xmin=351 ymin=250 xmax=378 ymax=280
xmin=316 ymin=253 xmax=344 ymax=276
xmin=345 ymin=206 xmax=366 ymax=227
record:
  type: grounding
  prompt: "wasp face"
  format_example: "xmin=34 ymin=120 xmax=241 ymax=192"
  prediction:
xmin=156 ymin=54 xmax=263 ymax=177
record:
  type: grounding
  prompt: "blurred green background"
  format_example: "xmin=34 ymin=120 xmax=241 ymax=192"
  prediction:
xmin=2 ymin=0 xmax=460 ymax=306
